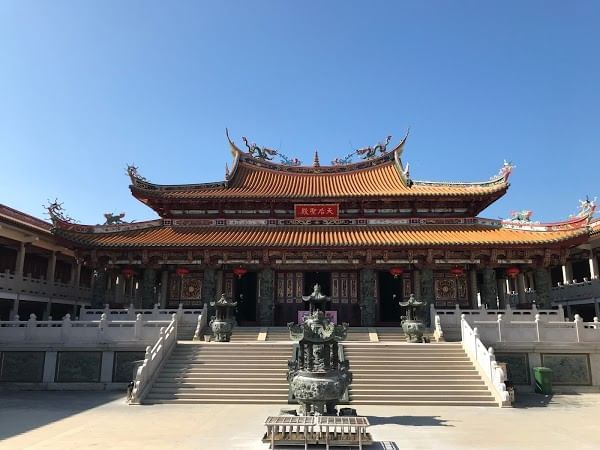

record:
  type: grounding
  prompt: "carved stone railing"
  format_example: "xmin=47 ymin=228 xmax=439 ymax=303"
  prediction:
xmin=431 ymin=304 xmax=564 ymax=331
xmin=81 ymin=303 xmax=204 ymax=326
xmin=0 ymin=271 xmax=92 ymax=303
xmin=461 ymin=315 xmax=511 ymax=407
xmin=128 ymin=314 xmax=178 ymax=404
xmin=0 ymin=313 xmax=169 ymax=345
xmin=551 ymin=278 xmax=600 ymax=303
xmin=193 ymin=304 xmax=209 ymax=339
xmin=473 ymin=314 xmax=600 ymax=344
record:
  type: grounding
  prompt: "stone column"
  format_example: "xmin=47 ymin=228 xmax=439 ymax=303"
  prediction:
xmin=159 ymin=270 xmax=169 ymax=308
xmin=202 ymin=268 xmax=217 ymax=304
xmin=257 ymin=268 xmax=275 ymax=326
xmin=46 ymin=252 xmax=57 ymax=283
xmin=73 ymin=262 xmax=82 ymax=288
xmin=527 ymin=271 xmax=535 ymax=290
xmin=91 ymin=269 xmax=107 ymax=308
xmin=534 ymin=267 xmax=551 ymax=307
xmin=517 ymin=273 xmax=526 ymax=304
xmin=562 ymin=261 xmax=573 ymax=284
xmin=481 ymin=268 xmax=498 ymax=308
xmin=141 ymin=268 xmax=157 ymax=308
xmin=359 ymin=269 xmax=376 ymax=326
xmin=413 ymin=269 xmax=421 ymax=301
xmin=15 ymin=242 xmax=26 ymax=279
xmin=589 ymin=251 xmax=599 ymax=280
xmin=496 ymin=277 xmax=507 ymax=308
xmin=420 ymin=268 xmax=434 ymax=326
xmin=469 ymin=267 xmax=478 ymax=308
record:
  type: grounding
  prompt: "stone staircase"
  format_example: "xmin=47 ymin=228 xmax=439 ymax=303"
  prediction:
xmin=143 ymin=342 xmax=292 ymax=404
xmin=176 ymin=322 xmax=197 ymax=340
xmin=343 ymin=342 xmax=498 ymax=406
xmin=229 ymin=326 xmax=261 ymax=342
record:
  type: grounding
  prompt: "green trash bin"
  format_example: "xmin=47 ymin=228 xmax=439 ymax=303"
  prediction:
xmin=533 ymin=367 xmax=553 ymax=395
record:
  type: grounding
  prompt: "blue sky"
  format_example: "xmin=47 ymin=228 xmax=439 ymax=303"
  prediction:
xmin=1 ymin=1 xmax=598 ymax=224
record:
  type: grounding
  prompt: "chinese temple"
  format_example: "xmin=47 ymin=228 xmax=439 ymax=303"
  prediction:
xmin=47 ymin=133 xmax=596 ymax=326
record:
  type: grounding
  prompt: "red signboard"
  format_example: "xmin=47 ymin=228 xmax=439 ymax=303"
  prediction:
xmin=294 ymin=204 xmax=339 ymax=220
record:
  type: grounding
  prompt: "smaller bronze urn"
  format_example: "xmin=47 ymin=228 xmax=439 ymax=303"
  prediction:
xmin=399 ymin=294 xmax=426 ymax=343
xmin=209 ymin=293 xmax=237 ymax=342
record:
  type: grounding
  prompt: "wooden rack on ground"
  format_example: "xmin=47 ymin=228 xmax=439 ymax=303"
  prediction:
xmin=263 ymin=415 xmax=372 ymax=449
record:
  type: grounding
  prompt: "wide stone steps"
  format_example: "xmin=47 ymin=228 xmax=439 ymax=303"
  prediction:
xmin=143 ymin=342 xmax=292 ymax=404
xmin=343 ymin=342 xmax=497 ymax=407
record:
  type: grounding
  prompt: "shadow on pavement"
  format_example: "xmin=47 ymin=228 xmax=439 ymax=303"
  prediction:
xmin=0 ymin=390 xmax=123 ymax=440
xmin=368 ymin=415 xmax=453 ymax=427
xmin=512 ymin=392 xmax=554 ymax=408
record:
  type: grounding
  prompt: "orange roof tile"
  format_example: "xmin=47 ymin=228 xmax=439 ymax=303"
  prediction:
xmin=55 ymin=224 xmax=586 ymax=249
xmin=131 ymin=158 xmax=508 ymax=201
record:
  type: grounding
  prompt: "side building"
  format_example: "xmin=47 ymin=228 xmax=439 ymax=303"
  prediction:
xmin=43 ymin=134 xmax=596 ymax=325
xmin=0 ymin=204 xmax=93 ymax=320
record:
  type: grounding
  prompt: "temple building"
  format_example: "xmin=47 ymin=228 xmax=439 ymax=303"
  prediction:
xmin=3 ymin=133 xmax=598 ymax=324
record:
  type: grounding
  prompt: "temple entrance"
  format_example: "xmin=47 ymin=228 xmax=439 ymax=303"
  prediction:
xmin=234 ymin=272 xmax=257 ymax=325
xmin=378 ymin=271 xmax=403 ymax=324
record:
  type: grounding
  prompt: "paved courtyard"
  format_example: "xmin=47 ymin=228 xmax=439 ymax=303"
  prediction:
xmin=0 ymin=391 xmax=599 ymax=449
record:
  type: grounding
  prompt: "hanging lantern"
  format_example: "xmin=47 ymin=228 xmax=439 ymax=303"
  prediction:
xmin=233 ymin=266 xmax=248 ymax=279
xmin=175 ymin=267 xmax=190 ymax=277
xmin=449 ymin=267 xmax=465 ymax=277
xmin=506 ymin=266 xmax=520 ymax=278
xmin=389 ymin=267 xmax=404 ymax=278
xmin=121 ymin=268 xmax=135 ymax=279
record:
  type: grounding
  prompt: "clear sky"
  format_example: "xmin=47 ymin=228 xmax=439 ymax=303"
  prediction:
xmin=1 ymin=1 xmax=598 ymax=224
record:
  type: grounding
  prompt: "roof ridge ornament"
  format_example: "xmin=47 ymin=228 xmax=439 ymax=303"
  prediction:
xmin=575 ymin=196 xmax=597 ymax=223
xmin=103 ymin=212 xmax=128 ymax=226
xmin=498 ymin=160 xmax=515 ymax=182
xmin=313 ymin=151 xmax=320 ymax=167
xmin=44 ymin=199 xmax=76 ymax=224
xmin=126 ymin=164 xmax=147 ymax=182
xmin=241 ymin=136 xmax=278 ymax=160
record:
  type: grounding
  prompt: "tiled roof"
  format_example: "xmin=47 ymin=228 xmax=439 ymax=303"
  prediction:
xmin=131 ymin=159 xmax=508 ymax=200
xmin=0 ymin=204 xmax=52 ymax=233
xmin=54 ymin=224 xmax=586 ymax=249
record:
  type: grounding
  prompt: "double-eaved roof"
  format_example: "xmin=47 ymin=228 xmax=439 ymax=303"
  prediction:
xmin=46 ymin=135 xmax=593 ymax=252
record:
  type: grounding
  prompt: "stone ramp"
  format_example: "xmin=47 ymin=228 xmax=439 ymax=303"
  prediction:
xmin=343 ymin=342 xmax=498 ymax=406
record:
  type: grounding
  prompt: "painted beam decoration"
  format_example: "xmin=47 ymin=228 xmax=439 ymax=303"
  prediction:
xmin=294 ymin=204 xmax=339 ymax=220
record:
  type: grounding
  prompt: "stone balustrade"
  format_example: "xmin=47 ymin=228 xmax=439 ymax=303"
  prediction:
xmin=550 ymin=277 xmax=600 ymax=303
xmin=80 ymin=303 xmax=204 ymax=326
xmin=460 ymin=316 xmax=511 ymax=407
xmin=472 ymin=314 xmax=600 ymax=344
xmin=0 ymin=313 xmax=171 ymax=345
xmin=128 ymin=315 xmax=178 ymax=404
xmin=0 ymin=270 xmax=92 ymax=304
xmin=432 ymin=304 xmax=564 ymax=329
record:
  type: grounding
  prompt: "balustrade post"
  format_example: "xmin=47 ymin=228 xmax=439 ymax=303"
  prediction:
xmin=429 ymin=303 xmax=436 ymax=324
xmin=460 ymin=313 xmax=467 ymax=341
xmin=497 ymin=314 xmax=503 ymax=342
xmin=574 ymin=314 xmax=583 ymax=343
xmin=134 ymin=313 xmax=143 ymax=339
xmin=593 ymin=317 xmax=599 ymax=330
xmin=535 ymin=313 xmax=541 ymax=342
xmin=61 ymin=313 xmax=72 ymax=343
xmin=98 ymin=313 xmax=107 ymax=342
xmin=473 ymin=327 xmax=479 ymax=360
xmin=152 ymin=303 xmax=159 ymax=320
xmin=25 ymin=313 xmax=37 ymax=341
xmin=128 ymin=303 xmax=135 ymax=320
xmin=557 ymin=304 xmax=565 ymax=321
xmin=505 ymin=304 xmax=512 ymax=321
xmin=177 ymin=303 xmax=184 ymax=321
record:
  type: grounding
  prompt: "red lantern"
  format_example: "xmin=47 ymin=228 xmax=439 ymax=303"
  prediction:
xmin=233 ymin=266 xmax=248 ymax=279
xmin=506 ymin=266 xmax=520 ymax=278
xmin=121 ymin=268 xmax=135 ymax=279
xmin=389 ymin=267 xmax=404 ymax=278
xmin=175 ymin=267 xmax=190 ymax=277
xmin=449 ymin=267 xmax=465 ymax=277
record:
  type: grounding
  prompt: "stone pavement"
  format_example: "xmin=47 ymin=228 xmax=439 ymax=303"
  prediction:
xmin=0 ymin=391 xmax=599 ymax=449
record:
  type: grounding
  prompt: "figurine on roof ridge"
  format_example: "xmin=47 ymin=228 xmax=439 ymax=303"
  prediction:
xmin=44 ymin=199 xmax=76 ymax=223
xmin=356 ymin=135 xmax=393 ymax=160
xmin=242 ymin=136 xmax=278 ymax=160
xmin=126 ymin=164 xmax=147 ymax=182
xmin=103 ymin=212 xmax=127 ymax=225
xmin=576 ymin=196 xmax=597 ymax=222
